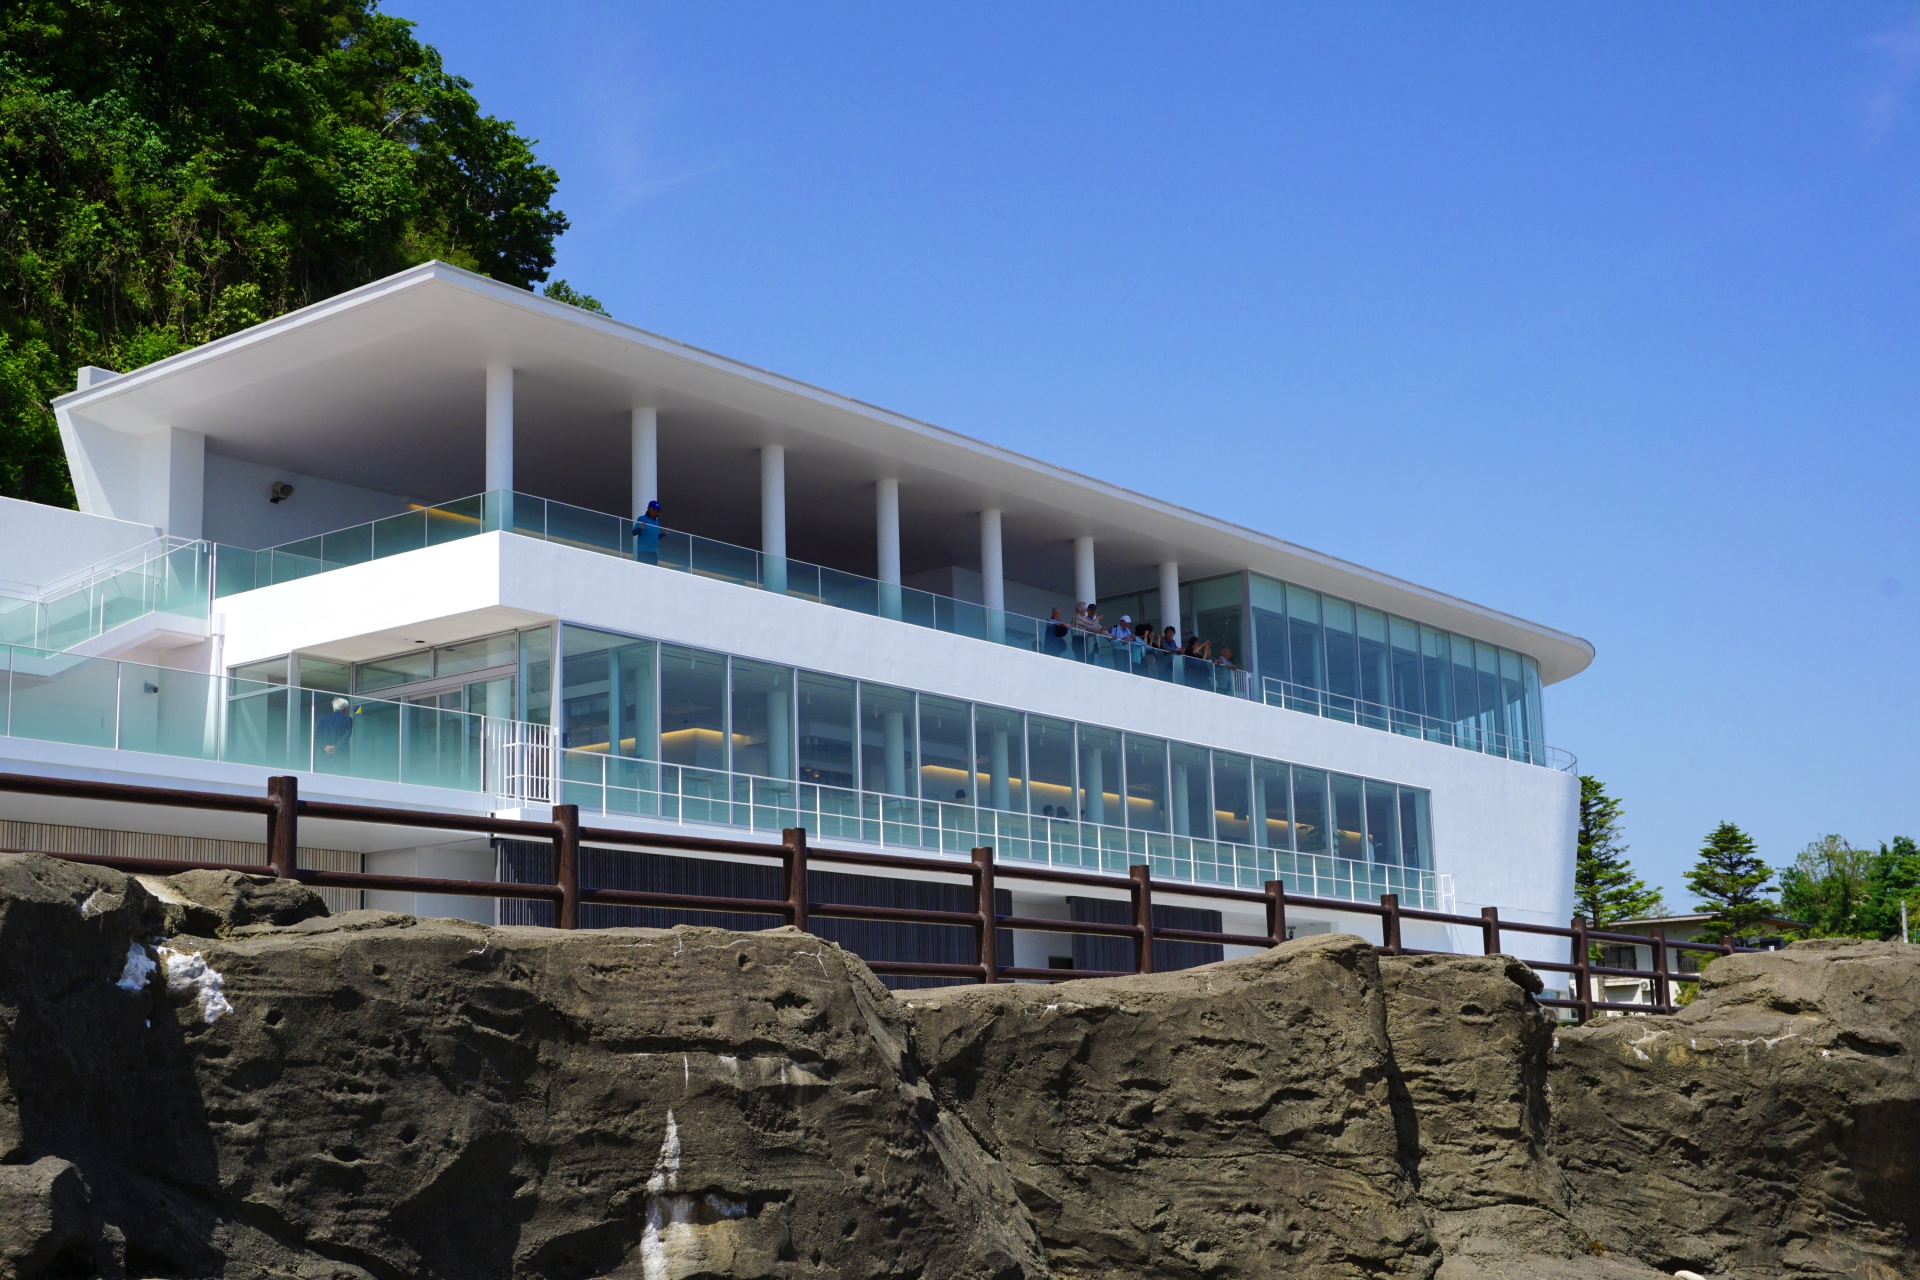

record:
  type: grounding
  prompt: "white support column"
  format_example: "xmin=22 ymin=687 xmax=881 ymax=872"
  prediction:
xmin=980 ymin=508 xmax=1005 ymax=643
xmin=761 ymin=444 xmax=787 ymax=595
xmin=485 ymin=366 xmax=514 ymax=494
xmin=631 ymin=407 xmax=658 ymax=516
xmin=1073 ymin=536 xmax=1097 ymax=610
xmin=1159 ymin=560 xmax=1181 ymax=643
xmin=877 ymin=478 xmax=901 ymax=620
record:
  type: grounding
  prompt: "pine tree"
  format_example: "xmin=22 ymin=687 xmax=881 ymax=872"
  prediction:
xmin=1686 ymin=822 xmax=1775 ymax=943
xmin=1575 ymin=776 xmax=1664 ymax=933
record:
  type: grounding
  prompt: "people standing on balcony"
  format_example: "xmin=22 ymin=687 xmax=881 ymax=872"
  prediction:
xmin=1047 ymin=607 xmax=1070 ymax=655
xmin=631 ymin=500 xmax=661 ymax=565
xmin=1160 ymin=625 xmax=1180 ymax=651
xmin=1109 ymin=614 xmax=1134 ymax=642
xmin=317 ymin=697 xmax=354 ymax=758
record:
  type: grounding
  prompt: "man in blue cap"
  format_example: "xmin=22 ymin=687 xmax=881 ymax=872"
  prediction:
xmin=632 ymin=499 xmax=661 ymax=565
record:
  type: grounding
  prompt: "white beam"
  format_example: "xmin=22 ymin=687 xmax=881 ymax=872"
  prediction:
xmin=631 ymin=406 xmax=657 ymax=517
xmin=485 ymin=365 xmax=513 ymax=493
xmin=979 ymin=509 xmax=1004 ymax=613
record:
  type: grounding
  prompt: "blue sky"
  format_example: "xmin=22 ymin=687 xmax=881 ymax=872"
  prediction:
xmin=398 ymin=2 xmax=1920 ymax=910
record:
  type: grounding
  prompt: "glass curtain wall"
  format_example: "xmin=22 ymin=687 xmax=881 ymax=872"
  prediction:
xmin=1247 ymin=571 xmax=1546 ymax=757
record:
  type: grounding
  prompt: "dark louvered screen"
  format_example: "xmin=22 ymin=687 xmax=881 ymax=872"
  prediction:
xmin=1067 ymin=896 xmax=1224 ymax=973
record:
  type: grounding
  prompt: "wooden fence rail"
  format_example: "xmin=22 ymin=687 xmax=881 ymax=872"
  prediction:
xmin=0 ymin=770 xmax=1755 ymax=1019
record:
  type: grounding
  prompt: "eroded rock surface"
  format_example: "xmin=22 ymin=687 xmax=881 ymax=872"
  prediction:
xmin=0 ymin=849 xmax=1912 ymax=1280
xmin=1551 ymin=938 xmax=1920 ymax=1280
xmin=911 ymin=935 xmax=1435 ymax=1279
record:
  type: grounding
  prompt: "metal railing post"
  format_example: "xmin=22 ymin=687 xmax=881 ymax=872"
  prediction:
xmin=1571 ymin=917 xmax=1592 ymax=1024
xmin=1130 ymin=862 xmax=1154 ymax=974
xmin=1652 ymin=931 xmax=1671 ymax=1014
xmin=1480 ymin=905 xmax=1500 ymax=956
xmin=972 ymin=845 xmax=997 ymax=984
xmin=553 ymin=803 xmax=580 ymax=929
xmin=266 ymin=775 xmax=298 ymax=877
xmin=784 ymin=827 xmax=809 ymax=933
xmin=1264 ymin=879 xmax=1286 ymax=947
xmin=1380 ymin=893 xmax=1401 ymax=956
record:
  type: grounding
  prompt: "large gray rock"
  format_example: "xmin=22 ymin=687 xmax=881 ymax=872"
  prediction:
xmin=1551 ymin=937 xmax=1920 ymax=1280
xmin=910 ymin=934 xmax=1439 ymax=1279
xmin=0 ymin=849 xmax=1912 ymax=1280
xmin=141 ymin=868 xmax=329 ymax=937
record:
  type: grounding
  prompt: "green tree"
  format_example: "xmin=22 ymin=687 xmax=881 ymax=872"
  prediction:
xmin=541 ymin=278 xmax=607 ymax=315
xmin=1575 ymin=776 xmax=1664 ymax=938
xmin=1860 ymin=837 xmax=1920 ymax=941
xmin=1778 ymin=835 xmax=1872 ymax=937
xmin=0 ymin=0 xmax=573 ymax=505
xmin=1686 ymin=822 xmax=1775 ymax=943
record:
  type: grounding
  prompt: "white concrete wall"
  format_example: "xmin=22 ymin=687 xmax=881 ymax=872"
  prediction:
xmin=0 ymin=496 xmax=160 ymax=594
xmin=201 ymin=453 xmax=416 ymax=549
xmin=53 ymin=408 xmax=204 ymax=538
xmin=216 ymin=533 xmax=1580 ymax=961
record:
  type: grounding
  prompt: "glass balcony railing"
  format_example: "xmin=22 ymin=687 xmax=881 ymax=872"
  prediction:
xmin=557 ymin=747 xmax=1437 ymax=909
xmin=211 ymin=490 xmax=1567 ymax=770
xmin=0 ymin=540 xmax=212 ymax=653
xmin=0 ymin=643 xmax=550 ymax=798
xmin=214 ymin=490 xmax=1257 ymax=688
xmin=1259 ymin=677 xmax=1575 ymax=771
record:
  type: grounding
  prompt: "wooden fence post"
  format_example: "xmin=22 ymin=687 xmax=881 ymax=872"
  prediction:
xmin=1264 ymin=879 xmax=1287 ymax=948
xmin=1652 ymin=931 xmax=1671 ymax=1014
xmin=1130 ymin=863 xmax=1154 ymax=974
xmin=972 ymin=846 xmax=997 ymax=985
xmin=1380 ymin=893 xmax=1402 ymax=956
xmin=553 ymin=803 xmax=580 ymax=929
xmin=1480 ymin=906 xmax=1501 ymax=956
xmin=266 ymin=775 xmax=298 ymax=878
xmin=784 ymin=827 xmax=809 ymax=934
xmin=1571 ymin=917 xmax=1592 ymax=1024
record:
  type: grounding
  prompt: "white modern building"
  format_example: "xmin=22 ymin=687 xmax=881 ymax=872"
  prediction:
xmin=1 ymin=261 xmax=1591 ymax=978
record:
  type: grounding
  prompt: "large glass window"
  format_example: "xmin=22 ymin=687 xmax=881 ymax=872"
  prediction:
xmin=297 ymin=657 xmax=349 ymax=694
xmin=520 ymin=627 xmax=552 ymax=729
xmin=356 ymin=650 xmax=431 ymax=692
xmin=1249 ymin=574 xmax=1288 ymax=698
xmin=562 ymin=626 xmax=657 ymax=757
xmin=1450 ymin=634 xmax=1480 ymax=748
xmin=1389 ymin=616 xmax=1422 ymax=729
xmin=859 ymin=683 xmax=916 ymax=796
xmin=438 ymin=633 xmax=516 ymax=678
xmin=1420 ymin=626 xmax=1452 ymax=728
xmin=1522 ymin=657 xmax=1545 ymax=758
xmin=1077 ymin=724 xmax=1120 ymax=827
xmin=1292 ymin=767 xmax=1328 ymax=854
xmin=1286 ymin=585 xmax=1323 ymax=696
xmin=1357 ymin=606 xmax=1389 ymax=728
xmin=659 ymin=645 xmax=726 ymax=770
xmin=1399 ymin=788 xmax=1432 ymax=870
xmin=1330 ymin=772 xmax=1365 ymax=861
xmin=1028 ymin=715 xmax=1077 ymax=819
xmin=730 ymin=658 xmax=792 ymax=779
xmin=1500 ymin=649 xmax=1527 ymax=756
xmin=797 ymin=672 xmax=856 ymax=788
xmin=918 ymin=694 xmax=972 ymax=803
xmin=1211 ymin=751 xmax=1250 ymax=845
xmin=1253 ymin=757 xmax=1289 ymax=850
xmin=974 ymin=705 xmax=1025 ymax=813
xmin=1323 ymin=595 xmax=1357 ymax=717
xmin=1364 ymin=779 xmax=1399 ymax=865
xmin=1475 ymin=641 xmax=1504 ymax=757
xmin=1124 ymin=734 xmax=1169 ymax=832
xmin=1190 ymin=575 xmax=1246 ymax=670
xmin=1169 ymin=742 xmax=1211 ymax=838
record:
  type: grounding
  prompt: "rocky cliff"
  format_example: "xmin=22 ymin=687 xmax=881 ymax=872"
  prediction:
xmin=0 ymin=850 xmax=1911 ymax=1280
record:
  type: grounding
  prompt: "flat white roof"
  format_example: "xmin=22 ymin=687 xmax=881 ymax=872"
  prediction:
xmin=54 ymin=261 xmax=1594 ymax=683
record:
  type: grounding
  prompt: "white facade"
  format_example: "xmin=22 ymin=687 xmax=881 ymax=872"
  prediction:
xmin=4 ymin=261 xmax=1590 ymax=977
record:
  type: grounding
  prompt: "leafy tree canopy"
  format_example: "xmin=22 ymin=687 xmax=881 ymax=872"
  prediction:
xmin=0 ymin=0 xmax=571 ymax=505
xmin=541 ymin=278 xmax=606 ymax=315
xmin=1575 ymin=775 xmax=1663 ymax=933
xmin=1686 ymin=821 xmax=1776 ymax=943
xmin=1779 ymin=834 xmax=1919 ymax=941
